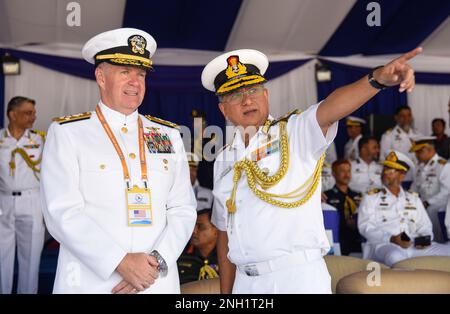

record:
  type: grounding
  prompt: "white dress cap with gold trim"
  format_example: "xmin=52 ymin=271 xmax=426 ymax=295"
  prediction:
xmin=82 ymin=28 xmax=157 ymax=69
xmin=201 ymin=49 xmax=269 ymax=95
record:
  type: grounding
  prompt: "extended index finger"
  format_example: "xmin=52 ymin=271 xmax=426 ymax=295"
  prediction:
xmin=398 ymin=47 xmax=422 ymax=62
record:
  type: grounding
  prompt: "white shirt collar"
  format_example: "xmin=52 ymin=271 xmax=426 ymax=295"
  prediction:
xmin=230 ymin=114 xmax=275 ymax=150
xmin=4 ymin=127 xmax=30 ymax=140
xmin=384 ymin=185 xmax=406 ymax=199
xmin=98 ymin=101 xmax=139 ymax=127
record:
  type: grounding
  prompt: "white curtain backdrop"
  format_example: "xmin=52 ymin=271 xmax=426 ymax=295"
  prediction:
xmin=408 ymin=84 xmax=450 ymax=136
xmin=4 ymin=60 xmax=99 ymax=131
xmin=266 ymin=59 xmax=318 ymax=117
xmin=4 ymin=58 xmax=450 ymax=137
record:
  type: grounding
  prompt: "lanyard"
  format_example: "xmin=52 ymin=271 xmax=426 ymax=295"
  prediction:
xmin=95 ymin=105 xmax=148 ymax=189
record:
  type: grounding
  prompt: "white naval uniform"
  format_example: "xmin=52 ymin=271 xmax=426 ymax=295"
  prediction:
xmin=348 ymin=158 xmax=382 ymax=194
xmin=380 ymin=125 xmax=421 ymax=181
xmin=212 ymin=104 xmax=337 ymax=293
xmin=358 ymin=186 xmax=450 ymax=266
xmin=322 ymin=143 xmax=337 ymax=192
xmin=40 ymin=102 xmax=197 ymax=293
xmin=410 ymin=154 xmax=449 ymax=242
xmin=410 ymin=154 xmax=446 ymax=202
xmin=446 ymin=198 xmax=450 ymax=240
xmin=0 ymin=128 xmax=45 ymax=294
xmin=321 ymin=162 xmax=335 ymax=192
xmin=193 ymin=180 xmax=213 ymax=212
xmin=344 ymin=134 xmax=362 ymax=161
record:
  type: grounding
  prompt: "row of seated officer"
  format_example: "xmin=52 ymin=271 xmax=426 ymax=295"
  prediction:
xmin=325 ymin=150 xmax=450 ymax=267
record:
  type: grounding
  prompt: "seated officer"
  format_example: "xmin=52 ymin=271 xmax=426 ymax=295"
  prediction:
xmin=349 ymin=136 xmax=382 ymax=193
xmin=325 ymin=160 xmax=362 ymax=255
xmin=177 ymin=207 xmax=219 ymax=284
xmin=410 ymin=136 xmax=449 ymax=242
xmin=358 ymin=150 xmax=450 ymax=266
xmin=344 ymin=116 xmax=365 ymax=161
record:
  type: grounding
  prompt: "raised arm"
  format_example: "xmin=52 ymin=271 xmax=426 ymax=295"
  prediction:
xmin=317 ymin=47 xmax=422 ymax=135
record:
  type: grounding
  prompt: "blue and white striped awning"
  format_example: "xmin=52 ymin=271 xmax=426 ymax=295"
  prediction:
xmin=1 ymin=0 xmax=449 ymax=69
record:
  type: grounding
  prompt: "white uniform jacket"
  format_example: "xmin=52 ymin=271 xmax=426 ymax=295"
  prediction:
xmin=40 ymin=102 xmax=196 ymax=293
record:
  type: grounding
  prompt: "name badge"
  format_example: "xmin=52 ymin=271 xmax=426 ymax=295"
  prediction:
xmin=126 ymin=185 xmax=153 ymax=226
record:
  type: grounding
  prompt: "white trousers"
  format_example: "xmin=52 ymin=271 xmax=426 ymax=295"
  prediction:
xmin=374 ymin=242 xmax=450 ymax=267
xmin=0 ymin=190 xmax=45 ymax=294
xmin=233 ymin=257 xmax=331 ymax=294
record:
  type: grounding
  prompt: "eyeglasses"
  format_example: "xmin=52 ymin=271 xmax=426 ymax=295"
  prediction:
xmin=221 ymin=86 xmax=264 ymax=105
xmin=382 ymin=167 xmax=397 ymax=174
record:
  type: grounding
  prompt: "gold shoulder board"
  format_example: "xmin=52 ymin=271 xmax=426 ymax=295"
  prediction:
xmin=367 ymin=188 xmax=380 ymax=195
xmin=270 ymin=109 xmax=301 ymax=127
xmin=439 ymin=159 xmax=447 ymax=165
xmin=144 ymin=115 xmax=179 ymax=130
xmin=53 ymin=112 xmax=92 ymax=125
xmin=30 ymin=129 xmax=46 ymax=137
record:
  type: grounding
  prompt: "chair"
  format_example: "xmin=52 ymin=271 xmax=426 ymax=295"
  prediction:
xmin=181 ymin=277 xmax=220 ymax=294
xmin=392 ymin=256 xmax=450 ymax=273
xmin=336 ymin=269 xmax=450 ymax=293
xmin=324 ymin=255 xmax=388 ymax=294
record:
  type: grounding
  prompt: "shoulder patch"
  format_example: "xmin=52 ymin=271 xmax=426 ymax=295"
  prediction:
xmin=144 ymin=115 xmax=179 ymax=130
xmin=30 ymin=129 xmax=46 ymax=137
xmin=439 ymin=159 xmax=447 ymax=165
xmin=53 ymin=112 xmax=92 ymax=125
xmin=270 ymin=109 xmax=301 ymax=127
xmin=367 ymin=188 xmax=382 ymax=195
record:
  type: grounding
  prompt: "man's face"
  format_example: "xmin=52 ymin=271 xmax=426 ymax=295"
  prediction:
xmin=191 ymin=213 xmax=218 ymax=249
xmin=218 ymin=85 xmax=269 ymax=129
xmin=382 ymin=167 xmax=404 ymax=187
xmin=432 ymin=120 xmax=445 ymax=136
xmin=346 ymin=125 xmax=362 ymax=139
xmin=95 ymin=64 xmax=146 ymax=114
xmin=333 ymin=163 xmax=351 ymax=186
xmin=415 ymin=146 xmax=435 ymax=163
xmin=9 ymin=101 xmax=36 ymax=129
xmin=366 ymin=139 xmax=380 ymax=161
xmin=395 ymin=108 xmax=413 ymax=129
xmin=189 ymin=165 xmax=198 ymax=185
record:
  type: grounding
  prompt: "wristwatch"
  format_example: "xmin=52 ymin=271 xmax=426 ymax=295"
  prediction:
xmin=149 ymin=250 xmax=168 ymax=277
xmin=368 ymin=65 xmax=388 ymax=90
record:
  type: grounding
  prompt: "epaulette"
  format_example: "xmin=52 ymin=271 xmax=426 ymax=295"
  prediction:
xmin=144 ymin=115 xmax=179 ymax=130
xmin=53 ymin=112 xmax=92 ymax=125
xmin=30 ymin=129 xmax=46 ymax=137
xmin=367 ymin=188 xmax=382 ymax=195
xmin=270 ymin=109 xmax=301 ymax=127
xmin=439 ymin=159 xmax=447 ymax=165
xmin=385 ymin=128 xmax=392 ymax=134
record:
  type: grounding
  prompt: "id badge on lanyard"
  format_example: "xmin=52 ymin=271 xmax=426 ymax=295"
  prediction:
xmin=96 ymin=105 xmax=152 ymax=227
xmin=126 ymin=185 xmax=153 ymax=226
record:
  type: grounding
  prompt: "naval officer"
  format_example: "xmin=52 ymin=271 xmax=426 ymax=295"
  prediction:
xmin=40 ymin=28 xmax=196 ymax=293
xmin=201 ymin=47 xmax=422 ymax=293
